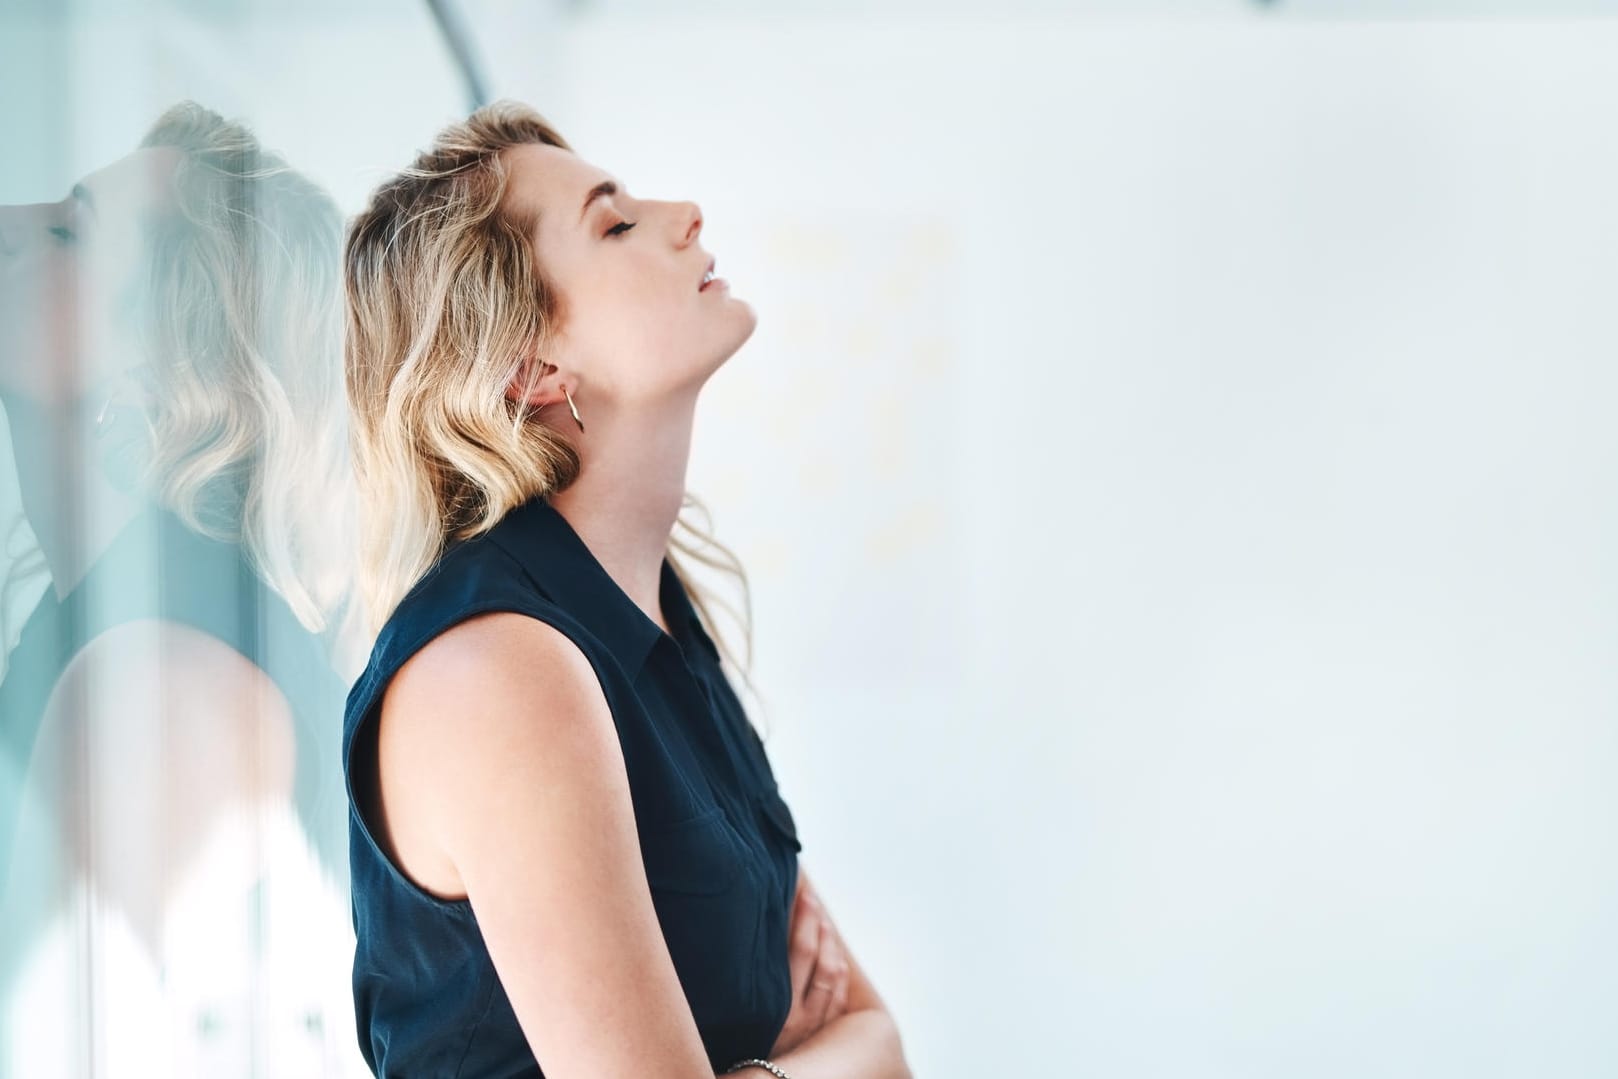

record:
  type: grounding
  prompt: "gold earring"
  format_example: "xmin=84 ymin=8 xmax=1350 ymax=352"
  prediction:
xmin=563 ymin=384 xmax=584 ymax=433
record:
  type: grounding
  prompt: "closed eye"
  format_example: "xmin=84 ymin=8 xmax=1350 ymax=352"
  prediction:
xmin=606 ymin=220 xmax=636 ymax=238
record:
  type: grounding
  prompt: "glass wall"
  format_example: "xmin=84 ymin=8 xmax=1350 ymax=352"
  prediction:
xmin=0 ymin=4 xmax=472 ymax=1074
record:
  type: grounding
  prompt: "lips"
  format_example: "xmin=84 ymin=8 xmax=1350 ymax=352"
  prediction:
xmin=698 ymin=256 xmax=715 ymax=291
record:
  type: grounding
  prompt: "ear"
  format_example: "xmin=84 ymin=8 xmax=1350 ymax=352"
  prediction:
xmin=503 ymin=352 xmax=567 ymax=409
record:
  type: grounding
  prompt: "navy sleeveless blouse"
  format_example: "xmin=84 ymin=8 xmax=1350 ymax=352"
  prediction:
xmin=341 ymin=493 xmax=804 ymax=1077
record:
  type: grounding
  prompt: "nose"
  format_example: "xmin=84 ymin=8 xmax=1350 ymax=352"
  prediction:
xmin=681 ymin=201 xmax=702 ymax=246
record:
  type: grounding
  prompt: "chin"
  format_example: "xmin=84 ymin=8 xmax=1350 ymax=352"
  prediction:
xmin=724 ymin=321 xmax=758 ymax=363
xmin=727 ymin=296 xmax=759 ymax=340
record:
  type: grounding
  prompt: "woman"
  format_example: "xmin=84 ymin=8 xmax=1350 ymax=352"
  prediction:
xmin=341 ymin=101 xmax=912 ymax=1078
xmin=0 ymin=101 xmax=358 ymax=1068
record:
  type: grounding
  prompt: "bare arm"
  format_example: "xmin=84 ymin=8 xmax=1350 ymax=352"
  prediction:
xmin=758 ymin=867 xmax=912 ymax=1079
xmin=756 ymin=1009 xmax=911 ymax=1079
xmin=378 ymin=611 xmax=717 ymax=1077
xmin=794 ymin=865 xmax=891 ymax=1015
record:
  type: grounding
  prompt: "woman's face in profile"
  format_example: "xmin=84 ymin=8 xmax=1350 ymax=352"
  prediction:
xmin=0 ymin=145 xmax=179 ymax=405
xmin=501 ymin=142 xmax=756 ymax=406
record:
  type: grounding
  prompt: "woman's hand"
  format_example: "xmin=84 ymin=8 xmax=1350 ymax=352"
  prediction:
xmin=770 ymin=868 xmax=852 ymax=1056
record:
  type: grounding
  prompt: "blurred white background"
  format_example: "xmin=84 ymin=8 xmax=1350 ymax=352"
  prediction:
xmin=3 ymin=2 xmax=1617 ymax=1076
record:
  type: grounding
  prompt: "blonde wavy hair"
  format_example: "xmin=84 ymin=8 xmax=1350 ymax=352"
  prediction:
xmin=129 ymin=102 xmax=356 ymax=640
xmin=342 ymin=99 xmax=761 ymax=709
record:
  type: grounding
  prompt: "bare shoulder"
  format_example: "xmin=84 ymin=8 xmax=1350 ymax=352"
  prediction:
xmin=372 ymin=610 xmax=718 ymax=1075
xmin=386 ymin=609 xmax=603 ymax=724
xmin=378 ymin=610 xmax=620 ymax=825
xmin=372 ymin=611 xmax=607 ymax=897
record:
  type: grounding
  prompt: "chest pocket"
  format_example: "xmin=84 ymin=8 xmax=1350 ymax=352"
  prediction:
xmin=641 ymin=804 xmax=743 ymax=895
xmin=641 ymin=803 xmax=767 ymax=1017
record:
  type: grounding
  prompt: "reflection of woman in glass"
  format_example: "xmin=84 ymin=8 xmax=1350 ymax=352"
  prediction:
xmin=0 ymin=101 xmax=356 ymax=1068
xmin=341 ymin=100 xmax=911 ymax=1078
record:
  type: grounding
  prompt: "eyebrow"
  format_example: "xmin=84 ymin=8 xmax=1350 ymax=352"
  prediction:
xmin=70 ymin=182 xmax=96 ymax=219
xmin=578 ymin=178 xmax=619 ymax=225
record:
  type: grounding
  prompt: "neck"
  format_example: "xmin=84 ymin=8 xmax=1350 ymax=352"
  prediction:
xmin=542 ymin=393 xmax=698 ymax=635
xmin=3 ymin=391 xmax=148 ymax=603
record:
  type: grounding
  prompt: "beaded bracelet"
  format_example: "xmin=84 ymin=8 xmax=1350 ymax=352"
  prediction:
xmin=722 ymin=1058 xmax=793 ymax=1078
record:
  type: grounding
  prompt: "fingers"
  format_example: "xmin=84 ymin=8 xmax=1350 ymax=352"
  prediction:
xmin=809 ymin=906 xmax=850 ymax=1022
xmin=828 ymin=970 xmax=850 ymax=1020
xmin=803 ymin=920 xmax=834 ymax=1030
xmin=787 ymin=880 xmax=822 ymax=1003
xmin=780 ymin=869 xmax=858 ymax=1048
xmin=821 ymin=923 xmax=850 ymax=1021
xmin=776 ymin=891 xmax=826 ymax=1056
xmin=797 ymin=882 xmax=852 ymax=1022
